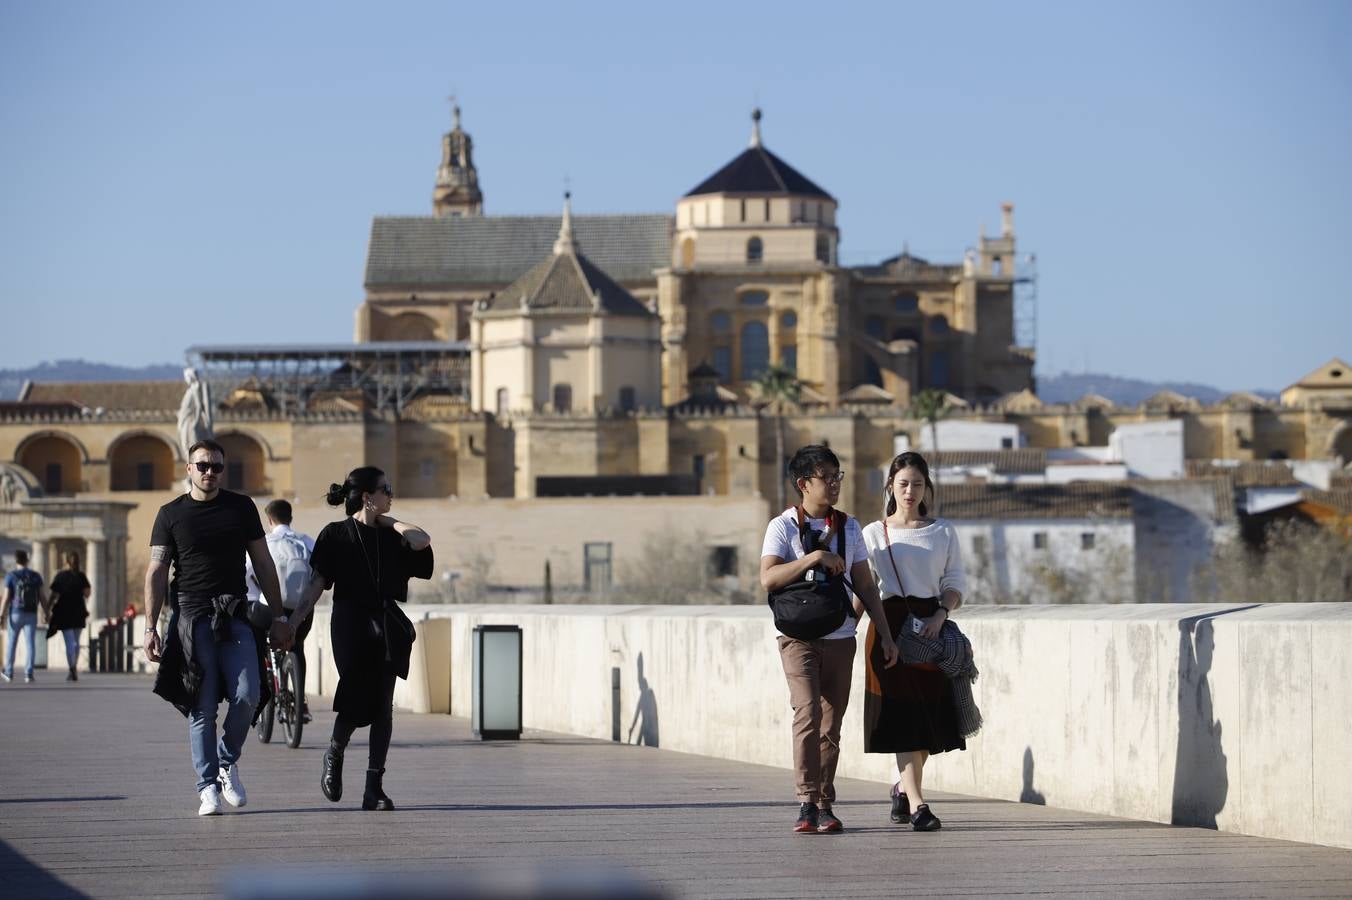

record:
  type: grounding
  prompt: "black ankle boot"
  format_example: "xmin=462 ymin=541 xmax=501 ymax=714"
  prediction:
xmin=321 ymin=742 xmax=345 ymax=802
xmin=362 ymin=767 xmax=394 ymax=811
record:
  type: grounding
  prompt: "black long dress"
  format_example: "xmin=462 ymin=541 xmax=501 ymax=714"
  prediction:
xmin=309 ymin=518 xmax=433 ymax=727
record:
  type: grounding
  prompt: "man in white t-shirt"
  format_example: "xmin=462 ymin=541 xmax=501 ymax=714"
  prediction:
xmin=760 ymin=445 xmax=898 ymax=834
xmin=245 ymin=499 xmax=316 ymax=720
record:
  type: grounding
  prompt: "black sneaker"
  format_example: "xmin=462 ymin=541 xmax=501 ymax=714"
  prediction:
xmin=816 ymin=808 xmax=843 ymax=833
xmin=793 ymin=802 xmax=819 ymax=834
xmin=910 ymin=803 xmax=942 ymax=831
xmin=890 ymin=783 xmax=910 ymax=824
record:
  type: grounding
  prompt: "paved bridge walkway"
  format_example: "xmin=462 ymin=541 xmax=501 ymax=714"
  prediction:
xmin=1 ymin=675 xmax=1350 ymax=899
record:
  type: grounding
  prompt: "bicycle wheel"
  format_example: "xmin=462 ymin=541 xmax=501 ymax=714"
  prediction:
xmin=279 ymin=651 xmax=304 ymax=748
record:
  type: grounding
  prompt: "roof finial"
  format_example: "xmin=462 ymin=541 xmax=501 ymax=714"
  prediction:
xmin=448 ymin=90 xmax=461 ymax=129
xmin=749 ymin=107 xmax=762 ymax=148
xmin=553 ymin=189 xmax=577 ymax=255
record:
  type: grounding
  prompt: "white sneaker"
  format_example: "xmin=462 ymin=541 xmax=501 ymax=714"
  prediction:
xmin=198 ymin=786 xmax=223 ymax=816
xmin=219 ymin=764 xmax=247 ymax=807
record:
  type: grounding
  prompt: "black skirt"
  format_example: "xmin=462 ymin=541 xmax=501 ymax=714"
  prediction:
xmin=330 ymin=602 xmax=397 ymax=728
xmin=863 ymin=596 xmax=965 ymax=755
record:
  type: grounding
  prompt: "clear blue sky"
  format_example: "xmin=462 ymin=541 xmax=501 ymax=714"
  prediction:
xmin=2 ymin=1 xmax=1348 ymax=392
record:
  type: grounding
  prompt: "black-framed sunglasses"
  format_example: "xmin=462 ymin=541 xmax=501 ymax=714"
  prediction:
xmin=192 ymin=461 xmax=225 ymax=474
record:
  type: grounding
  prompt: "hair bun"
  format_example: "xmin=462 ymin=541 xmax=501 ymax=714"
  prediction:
xmin=325 ymin=482 xmax=347 ymax=507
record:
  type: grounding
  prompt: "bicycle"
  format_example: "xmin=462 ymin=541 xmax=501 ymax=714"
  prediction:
xmin=255 ymin=639 xmax=304 ymax=748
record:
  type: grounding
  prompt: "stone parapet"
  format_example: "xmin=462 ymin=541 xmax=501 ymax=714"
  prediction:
xmin=306 ymin=602 xmax=1352 ymax=850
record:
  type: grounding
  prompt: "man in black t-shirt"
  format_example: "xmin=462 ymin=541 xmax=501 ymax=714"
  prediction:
xmin=144 ymin=439 xmax=294 ymax=817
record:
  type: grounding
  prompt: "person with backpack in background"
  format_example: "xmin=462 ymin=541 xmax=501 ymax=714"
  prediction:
xmin=246 ymin=499 xmax=315 ymax=722
xmin=3 ymin=549 xmax=49 ymax=683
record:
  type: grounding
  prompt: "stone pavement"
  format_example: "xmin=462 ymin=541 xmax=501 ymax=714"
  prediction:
xmin=1 ymin=675 xmax=1351 ymax=899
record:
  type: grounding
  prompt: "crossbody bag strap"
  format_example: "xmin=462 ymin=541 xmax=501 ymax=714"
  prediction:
xmin=881 ymin=520 xmax=907 ymax=597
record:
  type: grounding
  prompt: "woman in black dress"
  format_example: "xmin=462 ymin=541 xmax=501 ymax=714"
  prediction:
xmin=290 ymin=466 xmax=432 ymax=810
xmin=48 ymin=552 xmax=90 ymax=681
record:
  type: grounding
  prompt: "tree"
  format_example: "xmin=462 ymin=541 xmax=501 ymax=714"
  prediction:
xmin=910 ymin=388 xmax=951 ymax=514
xmin=752 ymin=363 xmax=803 ymax=514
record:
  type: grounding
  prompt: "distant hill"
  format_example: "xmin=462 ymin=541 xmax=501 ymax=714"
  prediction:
xmin=0 ymin=360 xmax=181 ymax=400
xmin=1036 ymin=372 xmax=1278 ymax=406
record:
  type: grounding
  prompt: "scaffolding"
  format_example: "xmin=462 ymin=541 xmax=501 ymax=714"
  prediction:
xmin=1013 ymin=253 xmax=1038 ymax=355
xmin=185 ymin=342 xmax=471 ymax=415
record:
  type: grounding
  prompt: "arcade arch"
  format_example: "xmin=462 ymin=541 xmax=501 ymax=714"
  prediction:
xmin=109 ymin=433 xmax=177 ymax=491
xmin=217 ymin=432 xmax=268 ymax=494
xmin=17 ymin=434 xmax=84 ymax=494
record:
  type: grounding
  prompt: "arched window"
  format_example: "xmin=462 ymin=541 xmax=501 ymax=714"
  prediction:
xmin=217 ymin=432 xmax=267 ymax=494
xmin=740 ymin=321 xmax=769 ymax=381
xmin=711 ymin=347 xmax=731 ymax=382
xmin=711 ymin=312 xmax=732 ymax=333
xmin=110 ymin=434 xmax=175 ymax=491
xmin=864 ymin=356 xmax=884 ymax=387
xmin=618 ymin=386 xmax=636 ymax=412
xmin=930 ymin=315 xmax=950 ymax=335
xmin=746 ymin=237 xmax=763 ymax=264
xmin=929 ymin=350 xmax=951 ymax=387
xmin=780 ymin=311 xmax=797 ymax=329
xmin=495 ymin=387 xmax=509 ymax=416
xmin=739 ymin=291 xmax=768 ymax=307
xmin=18 ymin=435 xmax=82 ymax=494
xmin=781 ymin=345 xmax=797 ymax=374
xmin=553 ymin=383 xmax=572 ymax=413
xmin=816 ymin=234 xmax=830 ymax=264
xmin=382 ymin=312 xmax=439 ymax=342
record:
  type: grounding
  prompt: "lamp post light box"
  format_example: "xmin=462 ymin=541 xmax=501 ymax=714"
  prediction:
xmin=472 ymin=625 xmax=522 ymax=740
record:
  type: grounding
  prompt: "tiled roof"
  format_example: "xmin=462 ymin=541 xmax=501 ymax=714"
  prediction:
xmin=929 ymin=449 xmax=1048 ymax=475
xmin=364 ymin=214 xmax=673 ymax=288
xmin=937 ymin=482 xmax=1135 ymax=520
xmin=20 ymin=381 xmax=185 ymax=411
xmin=1186 ymin=460 xmax=1301 ymax=488
xmin=684 ymin=145 xmax=832 ymax=199
xmin=479 ymin=249 xmax=654 ymax=318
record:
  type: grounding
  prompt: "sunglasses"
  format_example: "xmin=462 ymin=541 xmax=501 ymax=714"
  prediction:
xmin=193 ymin=462 xmax=225 ymax=474
xmin=376 ymin=484 xmax=394 ymax=497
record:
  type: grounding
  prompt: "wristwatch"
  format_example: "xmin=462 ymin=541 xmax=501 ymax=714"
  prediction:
xmin=144 ymin=627 xmax=157 ymax=634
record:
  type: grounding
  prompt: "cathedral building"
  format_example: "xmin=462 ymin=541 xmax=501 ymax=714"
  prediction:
xmin=359 ymin=107 xmax=1035 ymax=408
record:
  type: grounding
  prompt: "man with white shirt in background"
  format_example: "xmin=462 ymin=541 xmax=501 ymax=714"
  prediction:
xmin=246 ymin=499 xmax=316 ymax=722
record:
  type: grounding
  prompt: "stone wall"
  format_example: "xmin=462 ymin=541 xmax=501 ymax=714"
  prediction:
xmin=308 ymin=602 xmax=1352 ymax=850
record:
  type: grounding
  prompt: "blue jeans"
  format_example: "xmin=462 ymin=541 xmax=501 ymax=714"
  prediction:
xmin=4 ymin=610 xmax=38 ymax=678
xmin=188 ymin=617 xmax=260 ymax=792
xmin=62 ymin=628 xmax=81 ymax=670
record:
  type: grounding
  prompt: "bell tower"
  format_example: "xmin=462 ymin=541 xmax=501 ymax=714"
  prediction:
xmin=432 ymin=100 xmax=483 ymax=217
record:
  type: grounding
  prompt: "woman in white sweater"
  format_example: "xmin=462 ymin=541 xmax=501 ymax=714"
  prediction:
xmin=858 ymin=451 xmax=979 ymax=832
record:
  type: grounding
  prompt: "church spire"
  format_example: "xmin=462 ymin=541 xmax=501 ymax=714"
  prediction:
xmin=433 ymin=97 xmax=483 ymax=217
xmin=749 ymin=107 xmax=762 ymax=148
xmin=553 ymin=191 xmax=577 ymax=255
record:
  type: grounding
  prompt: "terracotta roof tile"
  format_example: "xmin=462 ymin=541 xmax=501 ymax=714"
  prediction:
xmin=1186 ymin=460 xmax=1301 ymax=487
xmin=21 ymin=381 xmax=185 ymax=411
xmin=937 ymin=482 xmax=1134 ymax=520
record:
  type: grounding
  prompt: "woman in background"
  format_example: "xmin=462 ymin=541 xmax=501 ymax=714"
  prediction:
xmin=48 ymin=552 xmax=90 ymax=681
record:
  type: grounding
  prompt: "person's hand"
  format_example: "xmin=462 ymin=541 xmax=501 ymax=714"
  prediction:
xmin=880 ymin=635 xmax=900 ymax=668
xmin=269 ymin=619 xmax=294 ymax=651
xmin=814 ymin=550 xmax=846 ymax=577
xmin=920 ymin=612 xmax=946 ymax=639
xmin=144 ymin=629 xmax=163 ymax=663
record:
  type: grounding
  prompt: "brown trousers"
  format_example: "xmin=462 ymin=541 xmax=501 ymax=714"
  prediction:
xmin=777 ymin=635 xmax=857 ymax=806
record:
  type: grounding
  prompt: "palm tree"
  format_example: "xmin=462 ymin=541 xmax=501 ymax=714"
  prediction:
xmin=752 ymin=363 xmax=803 ymax=514
xmin=910 ymin=388 xmax=950 ymax=514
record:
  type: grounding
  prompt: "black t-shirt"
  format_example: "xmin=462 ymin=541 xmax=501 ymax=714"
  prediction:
xmin=310 ymin=518 xmax=433 ymax=611
xmin=150 ymin=489 xmax=265 ymax=597
xmin=50 ymin=570 xmax=90 ymax=608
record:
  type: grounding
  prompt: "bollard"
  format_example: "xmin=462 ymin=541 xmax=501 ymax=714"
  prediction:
xmin=88 ymin=634 xmax=99 ymax=673
xmin=123 ymin=617 xmax=135 ymax=672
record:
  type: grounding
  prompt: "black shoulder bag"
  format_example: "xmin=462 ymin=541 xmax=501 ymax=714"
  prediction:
xmin=767 ymin=508 xmax=852 ymax=640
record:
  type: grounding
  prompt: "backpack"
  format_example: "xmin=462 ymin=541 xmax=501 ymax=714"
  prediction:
xmin=766 ymin=508 xmax=852 ymax=640
xmin=13 ymin=569 xmax=41 ymax=613
xmin=269 ymin=533 xmax=311 ymax=611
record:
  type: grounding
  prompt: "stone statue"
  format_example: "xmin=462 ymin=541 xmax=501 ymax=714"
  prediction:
xmin=177 ymin=367 xmax=214 ymax=455
xmin=0 ymin=468 xmax=19 ymax=506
